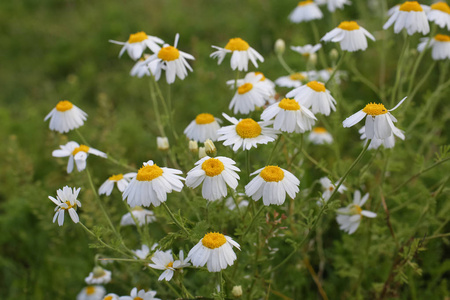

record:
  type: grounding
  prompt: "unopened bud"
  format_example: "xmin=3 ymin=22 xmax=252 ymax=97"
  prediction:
xmin=329 ymin=48 xmax=339 ymax=61
xmin=198 ymin=147 xmax=207 ymax=159
xmin=93 ymin=266 xmax=106 ymax=278
xmin=232 ymin=285 xmax=243 ymax=298
xmin=157 ymin=137 xmax=169 ymax=151
xmin=308 ymin=53 xmax=317 ymax=65
xmin=274 ymin=39 xmax=285 ymax=55
xmin=204 ymin=139 xmax=217 ymax=156
xmin=189 ymin=140 xmax=198 ymax=153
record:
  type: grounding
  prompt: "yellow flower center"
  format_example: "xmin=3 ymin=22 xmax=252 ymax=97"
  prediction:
xmin=307 ymin=81 xmax=326 ymax=92
xmin=134 ymin=298 xmax=143 ymax=300
xmin=278 ymin=98 xmax=300 ymax=111
xmin=166 ymin=261 xmax=174 ymax=269
xmin=195 ymin=113 xmax=215 ymax=124
xmin=431 ymin=2 xmax=450 ymax=14
xmin=313 ymin=127 xmax=327 ymax=133
xmin=338 ymin=21 xmax=360 ymax=31
xmin=362 ymin=103 xmax=388 ymax=116
xmin=202 ymin=232 xmax=227 ymax=249
xmin=298 ymin=0 xmax=313 ymax=6
xmin=399 ymin=1 xmax=423 ymax=12
xmin=128 ymin=31 xmax=148 ymax=43
xmin=158 ymin=46 xmax=180 ymax=61
xmin=136 ymin=164 xmax=164 ymax=181
xmin=328 ymin=186 xmax=334 ymax=191
xmin=260 ymin=166 xmax=284 ymax=182
xmin=61 ymin=201 xmax=76 ymax=210
xmin=72 ymin=145 xmax=90 ymax=155
xmin=56 ymin=100 xmax=73 ymax=112
xmin=86 ymin=286 xmax=96 ymax=295
xmin=224 ymin=38 xmax=250 ymax=51
xmin=201 ymin=158 xmax=225 ymax=177
xmin=255 ymin=71 xmax=266 ymax=81
xmin=350 ymin=204 xmax=363 ymax=215
xmin=289 ymin=73 xmax=306 ymax=81
xmin=238 ymin=83 xmax=253 ymax=94
xmin=435 ymin=34 xmax=450 ymax=42
xmin=104 ymin=296 xmax=113 ymax=300
xmin=109 ymin=173 xmax=124 ymax=181
xmin=235 ymin=119 xmax=262 ymax=138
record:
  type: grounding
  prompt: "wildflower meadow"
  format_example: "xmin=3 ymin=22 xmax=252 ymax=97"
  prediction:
xmin=2 ymin=0 xmax=450 ymax=299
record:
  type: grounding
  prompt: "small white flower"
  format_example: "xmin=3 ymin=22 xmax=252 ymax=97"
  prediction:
xmin=217 ymin=114 xmax=279 ymax=152
xmin=99 ymin=173 xmax=137 ymax=196
xmin=85 ymin=266 xmax=112 ymax=285
xmin=48 ymin=186 xmax=82 ymax=226
xmin=188 ymin=232 xmax=240 ymax=272
xmin=321 ymin=21 xmax=375 ymax=52
xmin=102 ymin=294 xmax=120 ymax=300
xmin=210 ymin=37 xmax=264 ymax=71
xmin=130 ymin=57 xmax=159 ymax=78
xmin=52 ymin=141 xmax=107 ymax=173
xmin=245 ymin=166 xmax=300 ymax=206
xmin=417 ymin=34 xmax=450 ymax=60
xmin=132 ymin=243 xmax=158 ymax=260
xmin=336 ymin=190 xmax=377 ymax=234
xmin=316 ymin=0 xmax=351 ymax=12
xmin=148 ymin=250 xmax=191 ymax=281
xmin=184 ymin=113 xmax=221 ymax=143
xmin=227 ymin=72 xmax=276 ymax=106
xmin=359 ymin=126 xmax=399 ymax=150
xmin=186 ymin=156 xmax=240 ymax=201
xmin=342 ymin=98 xmax=406 ymax=140
xmin=44 ymin=100 xmax=87 ymax=133
xmin=275 ymin=72 xmax=313 ymax=88
xmin=120 ymin=207 xmax=156 ymax=226
xmin=122 ymin=160 xmax=184 ymax=208
xmin=286 ymin=81 xmax=336 ymax=116
xmin=225 ymin=194 xmax=249 ymax=210
xmin=227 ymin=73 xmax=272 ymax=114
xmin=119 ymin=288 xmax=160 ymax=300
xmin=308 ymin=127 xmax=333 ymax=144
xmin=289 ymin=1 xmax=323 ymax=23
xmin=427 ymin=2 xmax=450 ymax=30
xmin=109 ymin=31 xmax=164 ymax=60
xmin=317 ymin=68 xmax=346 ymax=84
xmin=290 ymin=44 xmax=322 ymax=57
xmin=76 ymin=286 xmax=106 ymax=300
xmin=320 ymin=177 xmax=347 ymax=202
xmin=383 ymin=2 xmax=430 ymax=35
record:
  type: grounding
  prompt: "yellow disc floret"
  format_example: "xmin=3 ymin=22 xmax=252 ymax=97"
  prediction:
xmin=56 ymin=100 xmax=73 ymax=112
xmin=201 ymin=158 xmax=225 ymax=177
xmin=104 ymin=296 xmax=113 ymax=300
xmin=431 ymin=2 xmax=450 ymax=14
xmin=255 ymin=71 xmax=266 ymax=81
xmin=307 ymin=81 xmax=326 ymax=92
xmin=235 ymin=119 xmax=262 ymax=138
xmin=62 ymin=201 xmax=76 ymax=210
xmin=72 ymin=145 xmax=90 ymax=155
xmin=202 ymin=232 xmax=227 ymax=249
xmin=225 ymin=38 xmax=250 ymax=51
xmin=338 ymin=21 xmax=360 ymax=31
xmin=399 ymin=1 xmax=423 ymax=12
xmin=128 ymin=31 xmax=148 ymax=43
xmin=133 ymin=297 xmax=143 ymax=300
xmin=298 ymin=0 xmax=313 ymax=6
xmin=435 ymin=34 xmax=450 ymax=42
xmin=166 ymin=262 xmax=174 ymax=269
xmin=313 ymin=127 xmax=328 ymax=133
xmin=238 ymin=83 xmax=253 ymax=94
xmin=362 ymin=103 xmax=388 ymax=116
xmin=260 ymin=166 xmax=284 ymax=182
xmin=86 ymin=286 xmax=96 ymax=295
xmin=136 ymin=164 xmax=164 ymax=181
xmin=109 ymin=174 xmax=124 ymax=181
xmin=195 ymin=113 xmax=215 ymax=124
xmin=290 ymin=73 xmax=306 ymax=81
xmin=278 ymin=98 xmax=300 ymax=111
xmin=158 ymin=46 xmax=180 ymax=61
xmin=350 ymin=204 xmax=363 ymax=215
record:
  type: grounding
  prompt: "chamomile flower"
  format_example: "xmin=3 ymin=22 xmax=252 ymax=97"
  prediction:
xmin=52 ymin=141 xmax=107 ymax=173
xmin=48 ymin=186 xmax=81 ymax=226
xmin=417 ymin=34 xmax=450 ymax=60
xmin=120 ymin=207 xmax=156 ymax=226
xmin=359 ymin=126 xmax=399 ymax=149
xmin=286 ymin=81 xmax=337 ymax=116
xmin=184 ymin=113 xmax=221 ymax=143
xmin=217 ymin=114 xmax=279 ymax=151
xmin=225 ymin=194 xmax=249 ymax=210
xmin=245 ymin=166 xmax=300 ymax=206
xmin=336 ymin=190 xmax=377 ymax=234
xmin=186 ymin=156 xmax=240 ymax=201
xmin=120 ymin=288 xmax=160 ymax=300
xmin=289 ymin=1 xmax=323 ymax=23
xmin=103 ymin=294 xmax=119 ymax=300
xmin=144 ymin=33 xmax=194 ymax=84
xmin=109 ymin=31 xmax=164 ymax=61
xmin=227 ymin=72 xmax=276 ymax=105
xmin=318 ymin=68 xmax=346 ymax=84
xmin=290 ymin=44 xmax=322 ymax=57
xmin=321 ymin=21 xmax=375 ymax=52
xmin=427 ymin=2 xmax=450 ymax=30
xmin=228 ymin=73 xmax=272 ymax=114
xmin=342 ymin=97 xmax=406 ymax=140
xmin=44 ymin=100 xmax=87 ymax=133
xmin=122 ymin=160 xmax=184 ymax=208
xmin=85 ymin=266 xmax=112 ymax=285
xmin=188 ymin=232 xmax=240 ymax=272
xmin=77 ymin=286 xmax=106 ymax=300
xmin=308 ymin=127 xmax=334 ymax=144
xmin=316 ymin=0 xmax=351 ymax=12
xmin=275 ymin=72 xmax=312 ymax=88
xmin=261 ymin=98 xmax=317 ymax=133
xmin=133 ymin=243 xmax=158 ymax=260
xmin=149 ymin=250 xmax=191 ymax=281
xmin=210 ymin=37 xmax=264 ymax=71
xmin=320 ymin=177 xmax=347 ymax=202
xmin=383 ymin=2 xmax=430 ymax=35
xmin=130 ymin=56 xmax=159 ymax=78
xmin=99 ymin=173 xmax=137 ymax=196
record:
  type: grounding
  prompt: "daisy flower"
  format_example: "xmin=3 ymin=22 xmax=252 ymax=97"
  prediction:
xmin=76 ymin=286 xmax=106 ymax=300
xmin=99 ymin=173 xmax=137 ymax=196
xmin=286 ymin=81 xmax=337 ymax=116
xmin=308 ymin=127 xmax=334 ymax=144
xmin=228 ymin=73 xmax=272 ymax=114
xmin=85 ymin=266 xmax=111 ymax=285
xmin=261 ymin=98 xmax=317 ymax=133
xmin=225 ymin=194 xmax=249 ymax=210
xmin=48 ymin=186 xmax=81 ymax=226
xmin=144 ymin=33 xmax=194 ymax=84
xmin=245 ymin=166 xmax=300 ymax=206
xmin=427 ymin=2 xmax=450 ymax=30
xmin=130 ymin=56 xmax=159 ymax=78
xmin=316 ymin=0 xmax=351 ymax=12
xmin=103 ymin=294 xmax=119 ymax=300
xmin=417 ymin=34 xmax=450 ymax=60
xmin=109 ymin=31 xmax=164 ymax=60
xmin=133 ymin=244 xmax=151 ymax=260
xmin=217 ymin=113 xmax=279 ymax=151
xmin=44 ymin=100 xmax=87 ymax=133
xmin=210 ymin=37 xmax=264 ymax=71
xmin=122 ymin=160 xmax=184 ymax=208
xmin=227 ymin=72 xmax=276 ymax=105
xmin=120 ymin=288 xmax=160 ymax=300
xmin=383 ymin=2 xmax=430 ymax=35
xmin=336 ymin=190 xmax=377 ymax=234
xmin=185 ymin=156 xmax=240 ymax=201
xmin=318 ymin=68 xmax=346 ymax=84
xmin=342 ymin=97 xmax=406 ymax=140
xmin=148 ymin=250 xmax=191 ymax=281
xmin=290 ymin=44 xmax=322 ymax=57
xmin=275 ymin=72 xmax=313 ymax=88
xmin=289 ymin=1 xmax=323 ymax=23
xmin=359 ymin=126 xmax=399 ymax=150
xmin=120 ymin=206 xmax=156 ymax=226
xmin=187 ymin=232 xmax=240 ymax=272
xmin=52 ymin=141 xmax=107 ymax=173
xmin=321 ymin=21 xmax=375 ymax=52
xmin=320 ymin=177 xmax=347 ymax=202
xmin=184 ymin=113 xmax=221 ymax=143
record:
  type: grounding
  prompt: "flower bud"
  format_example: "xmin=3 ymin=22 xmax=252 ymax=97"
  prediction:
xmin=204 ymin=139 xmax=217 ymax=156
xmin=189 ymin=140 xmax=198 ymax=153
xmin=232 ymin=285 xmax=243 ymax=298
xmin=157 ymin=137 xmax=169 ymax=151
xmin=274 ymin=39 xmax=285 ymax=55
xmin=93 ymin=266 xmax=106 ymax=278
xmin=329 ymin=48 xmax=339 ymax=62
xmin=198 ymin=147 xmax=207 ymax=159
xmin=308 ymin=53 xmax=317 ymax=65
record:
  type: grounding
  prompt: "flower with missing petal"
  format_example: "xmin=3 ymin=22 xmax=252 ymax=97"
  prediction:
xmin=227 ymin=72 xmax=276 ymax=105
xmin=321 ymin=21 xmax=375 ymax=52
xmin=99 ymin=173 xmax=137 ymax=196
xmin=49 ymin=186 xmax=82 ymax=226
xmin=44 ymin=100 xmax=87 ymax=133
xmin=52 ymin=141 xmax=107 ymax=173
xmin=320 ymin=177 xmax=347 ymax=202
xmin=336 ymin=190 xmax=377 ymax=234
xmin=286 ymin=81 xmax=336 ymax=116
xmin=184 ymin=113 xmax=221 ymax=143
xmin=427 ymin=2 xmax=450 ymax=30
xmin=383 ymin=1 xmax=430 ymax=35
xmin=210 ymin=37 xmax=264 ymax=71
xmin=289 ymin=1 xmax=323 ymax=23
xmin=109 ymin=31 xmax=164 ymax=60
xmin=309 ymin=127 xmax=333 ymax=144
xmin=417 ymin=34 xmax=450 ymax=60
xmin=227 ymin=73 xmax=272 ymax=114
xmin=148 ymin=250 xmax=191 ymax=281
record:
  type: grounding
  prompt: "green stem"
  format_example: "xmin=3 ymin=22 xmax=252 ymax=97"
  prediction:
xmin=390 ymin=34 xmax=409 ymax=106
xmin=161 ymin=202 xmax=189 ymax=235
xmin=277 ymin=53 xmax=295 ymax=75
xmin=167 ymin=84 xmax=179 ymax=140
xmin=241 ymin=205 xmax=265 ymax=238
xmin=266 ymin=135 xmax=282 ymax=165
xmin=148 ymin=77 xmax=166 ymax=137
xmin=79 ymin=222 xmax=130 ymax=257
xmin=75 ymin=128 xmax=89 ymax=145
xmin=325 ymin=51 xmax=347 ymax=86
xmin=246 ymin=149 xmax=251 ymax=183
xmin=105 ymin=155 xmax=137 ymax=172
xmin=311 ymin=21 xmax=327 ymax=69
